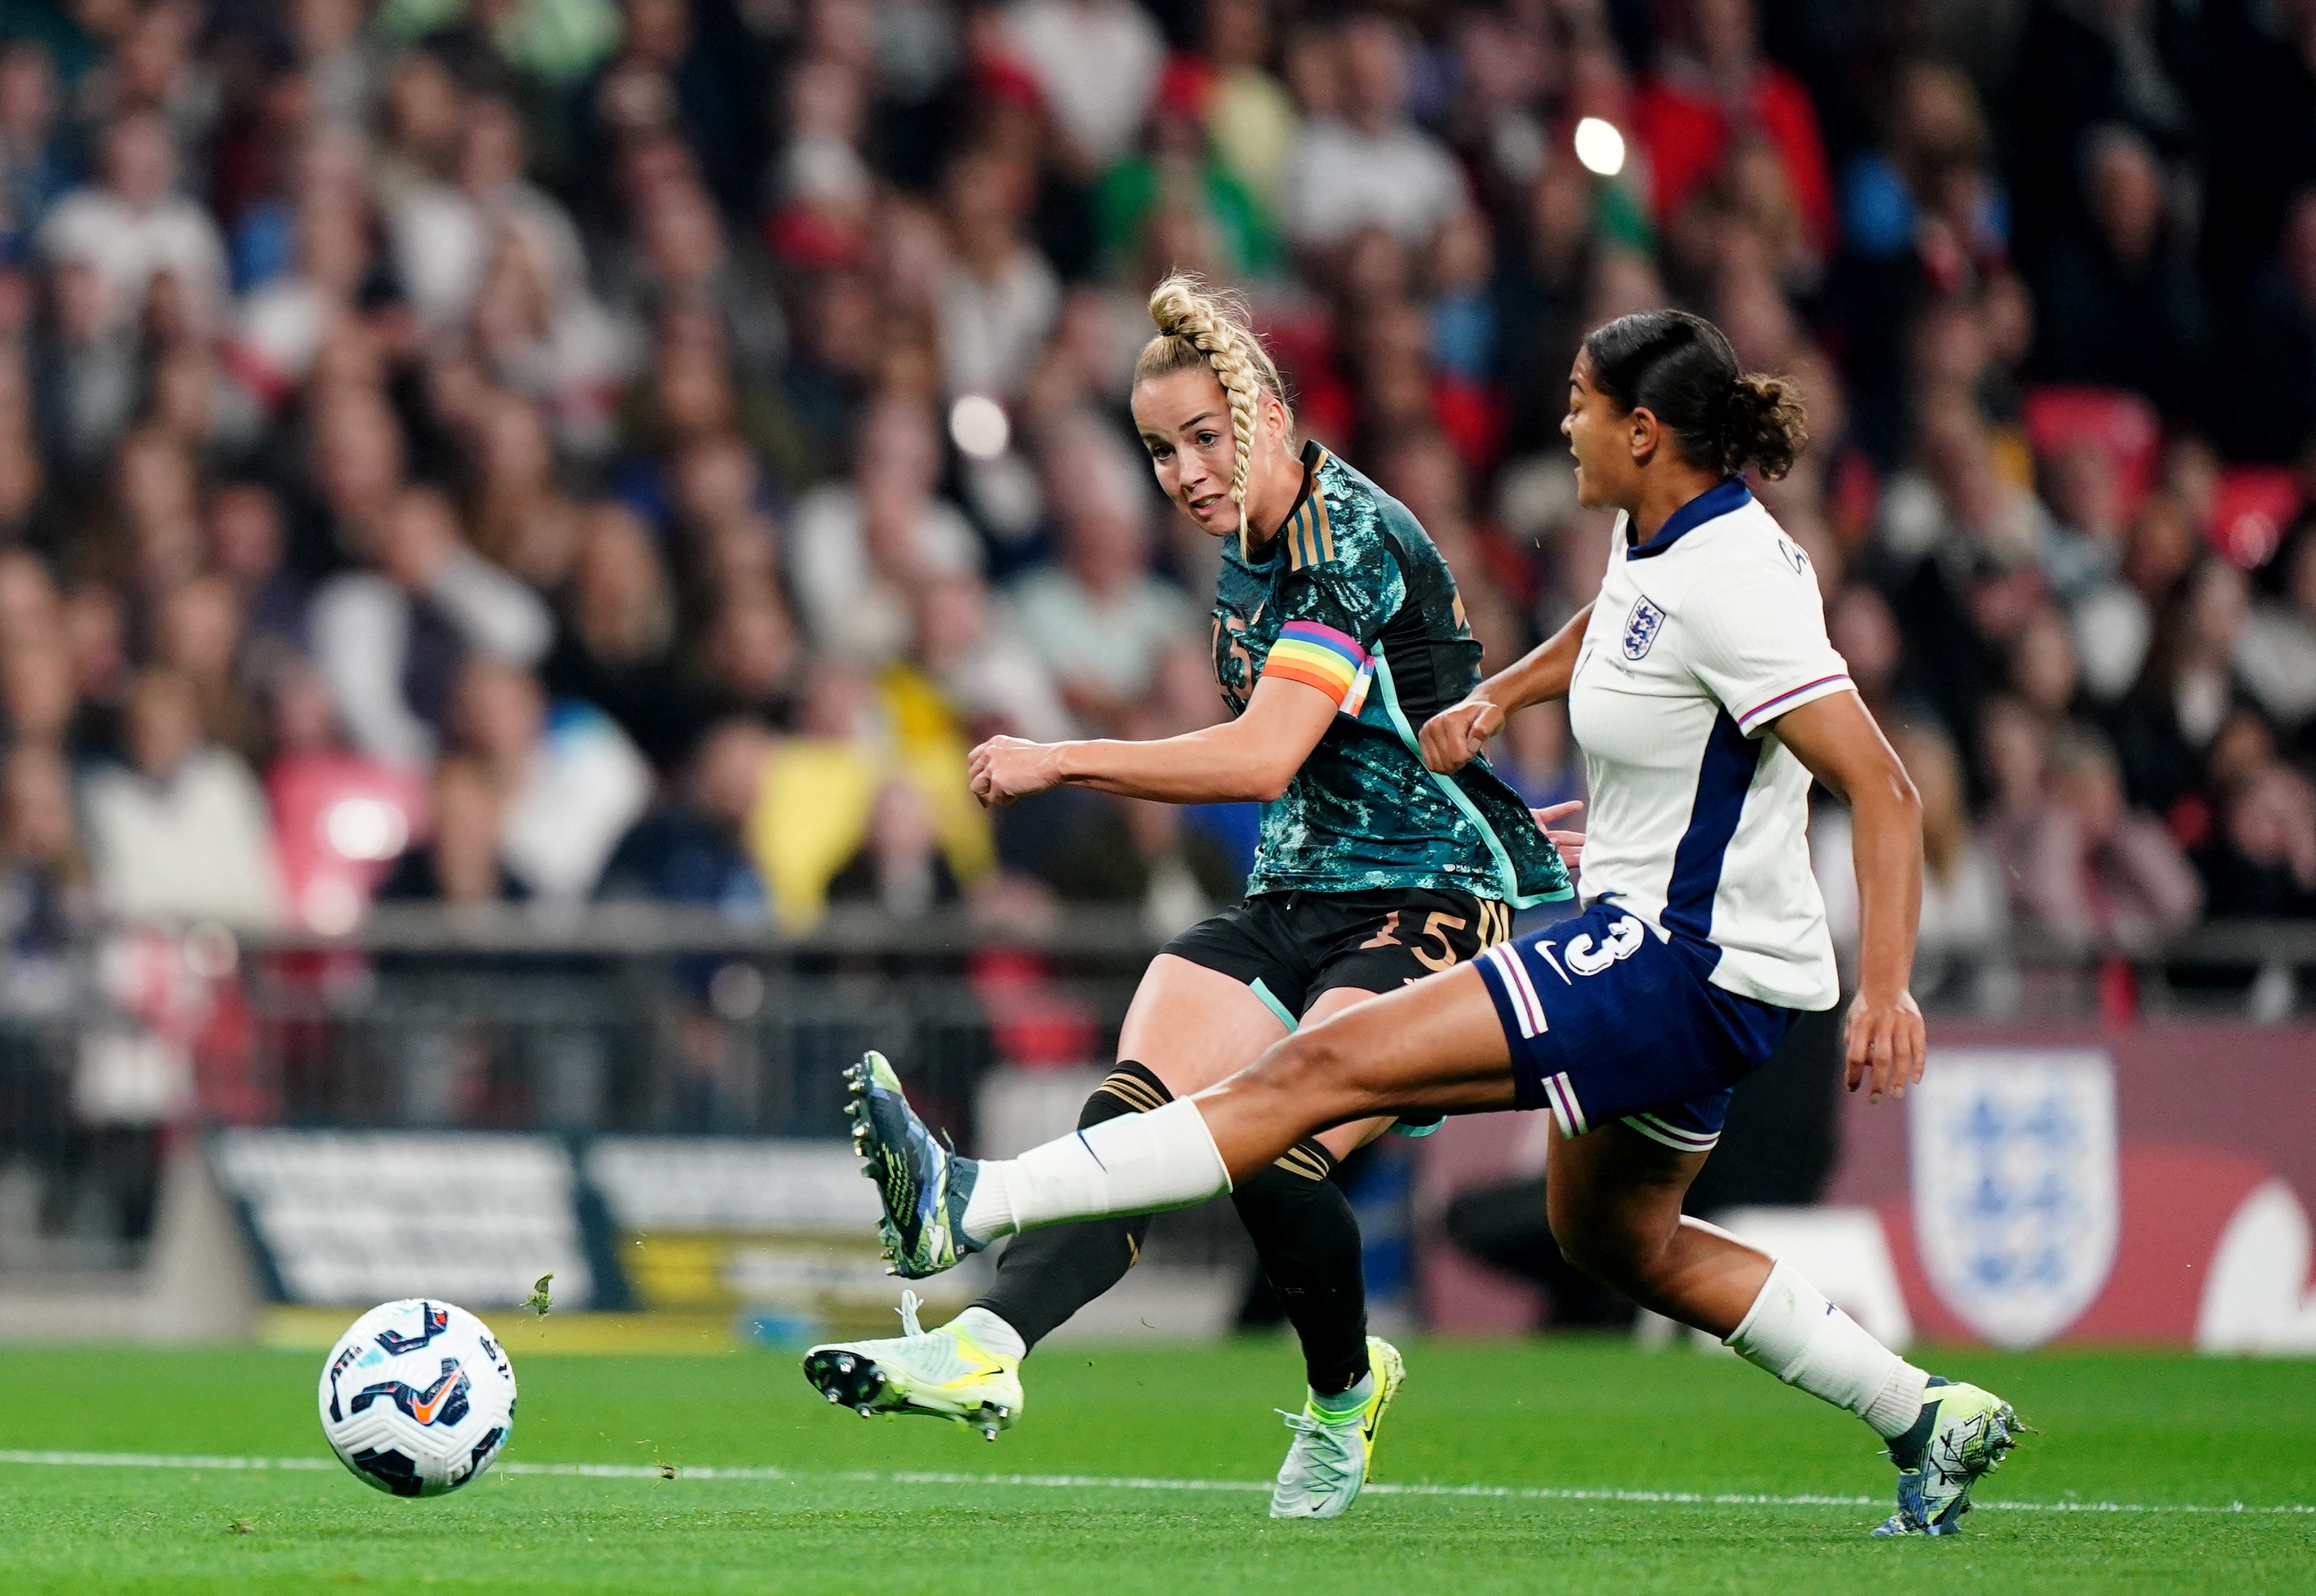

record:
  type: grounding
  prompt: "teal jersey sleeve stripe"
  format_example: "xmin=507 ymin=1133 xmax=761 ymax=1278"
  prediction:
xmin=1371 ymin=650 xmax=1573 ymax=910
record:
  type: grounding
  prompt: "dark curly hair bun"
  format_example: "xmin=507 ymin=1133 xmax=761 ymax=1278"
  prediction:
xmin=1721 ymin=372 xmax=1807 ymax=481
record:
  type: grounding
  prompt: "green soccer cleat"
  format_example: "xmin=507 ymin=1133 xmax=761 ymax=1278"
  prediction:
xmin=846 ymin=1050 xmax=984 ymax=1279
xmin=1871 ymin=1377 xmax=2023 ymax=1537
xmin=801 ymin=1292 xmax=1023 ymax=1440
xmin=1269 ymin=1336 xmax=1406 ymax=1520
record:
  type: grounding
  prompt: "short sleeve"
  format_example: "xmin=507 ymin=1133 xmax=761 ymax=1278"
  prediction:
xmin=1681 ymin=551 xmax=1851 ymax=736
xmin=1263 ymin=503 xmax=1405 ymax=715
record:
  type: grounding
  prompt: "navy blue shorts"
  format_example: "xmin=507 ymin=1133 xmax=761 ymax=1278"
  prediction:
xmin=1472 ymin=901 xmax=1798 ymax=1154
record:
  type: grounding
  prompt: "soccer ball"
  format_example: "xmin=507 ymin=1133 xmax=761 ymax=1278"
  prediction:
xmin=318 ymin=1299 xmax=517 ymax=1497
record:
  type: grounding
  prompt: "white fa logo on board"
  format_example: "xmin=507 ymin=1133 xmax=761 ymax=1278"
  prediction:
xmin=1909 ymin=1049 xmax=2118 ymax=1348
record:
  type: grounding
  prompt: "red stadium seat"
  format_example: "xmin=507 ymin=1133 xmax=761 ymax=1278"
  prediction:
xmin=266 ymin=753 xmax=429 ymax=935
xmin=2204 ymin=465 xmax=2302 ymax=569
xmin=2020 ymin=385 xmax=2162 ymax=509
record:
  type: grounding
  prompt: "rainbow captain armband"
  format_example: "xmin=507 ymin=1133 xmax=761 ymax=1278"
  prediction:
xmin=1265 ymin=620 xmax=1373 ymax=716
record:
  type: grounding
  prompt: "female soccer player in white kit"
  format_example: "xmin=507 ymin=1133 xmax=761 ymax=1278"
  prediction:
xmin=848 ymin=308 xmax=2021 ymax=1537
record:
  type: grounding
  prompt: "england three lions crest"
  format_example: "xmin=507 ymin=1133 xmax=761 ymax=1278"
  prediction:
xmin=1909 ymin=1049 xmax=2118 ymax=1348
xmin=1622 ymin=597 xmax=1665 ymax=659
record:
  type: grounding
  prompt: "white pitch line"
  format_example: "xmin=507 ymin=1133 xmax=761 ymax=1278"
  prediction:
xmin=0 ymin=1450 xmax=2308 ymax=1517
xmin=0 ymin=1451 xmax=335 ymax=1473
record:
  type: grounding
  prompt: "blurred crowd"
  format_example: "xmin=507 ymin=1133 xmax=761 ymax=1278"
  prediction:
xmin=0 ymin=0 xmax=2312 ymax=989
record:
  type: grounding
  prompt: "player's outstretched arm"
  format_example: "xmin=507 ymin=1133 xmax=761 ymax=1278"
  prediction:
xmin=967 ymin=675 xmax=1338 ymax=807
xmin=1769 ymin=690 xmax=1926 ymax=1103
xmin=1418 ymin=602 xmax=1593 ymax=772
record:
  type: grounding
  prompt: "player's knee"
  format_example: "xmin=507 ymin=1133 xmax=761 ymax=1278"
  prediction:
xmin=1548 ymin=1206 xmax=1650 ymax=1289
xmin=1551 ymin=1222 xmax=1612 ymax=1283
xmin=1545 ymin=1189 xmax=1597 ymax=1275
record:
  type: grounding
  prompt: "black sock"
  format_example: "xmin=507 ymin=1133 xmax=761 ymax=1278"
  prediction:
xmin=967 ymin=1062 xmax=1168 ymax=1352
xmin=1232 ymin=1139 xmax=1370 ymax=1396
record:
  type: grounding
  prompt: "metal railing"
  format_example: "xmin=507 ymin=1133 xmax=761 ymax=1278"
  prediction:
xmin=2 ymin=904 xmax=2312 ymax=1274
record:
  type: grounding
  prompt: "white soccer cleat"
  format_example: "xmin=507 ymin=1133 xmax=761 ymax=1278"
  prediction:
xmin=800 ymin=1293 xmax=1023 ymax=1441
xmin=1269 ymin=1336 xmax=1406 ymax=1520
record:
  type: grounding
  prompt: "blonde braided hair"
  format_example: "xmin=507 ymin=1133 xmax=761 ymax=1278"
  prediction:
xmin=1134 ymin=274 xmax=1290 ymax=557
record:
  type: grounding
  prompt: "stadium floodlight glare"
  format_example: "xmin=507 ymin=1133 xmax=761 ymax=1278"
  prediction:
xmin=1574 ymin=117 xmax=1626 ymax=178
xmin=949 ymin=394 xmax=1011 ymax=460
xmin=325 ymin=796 xmax=409 ymax=862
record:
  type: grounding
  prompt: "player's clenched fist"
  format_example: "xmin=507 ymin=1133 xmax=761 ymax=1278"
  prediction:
xmin=968 ymin=736 xmax=1065 ymax=807
xmin=1417 ymin=698 xmax=1504 ymax=773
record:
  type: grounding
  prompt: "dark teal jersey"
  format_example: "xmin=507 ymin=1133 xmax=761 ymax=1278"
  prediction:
xmin=1209 ymin=441 xmax=1572 ymax=906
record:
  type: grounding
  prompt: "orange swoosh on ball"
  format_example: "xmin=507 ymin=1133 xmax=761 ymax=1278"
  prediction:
xmin=412 ymin=1363 xmax=463 ymax=1424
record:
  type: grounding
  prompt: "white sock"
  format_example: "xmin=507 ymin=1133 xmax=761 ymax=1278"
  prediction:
xmin=1725 ymin=1259 xmax=1930 ymax=1440
xmin=959 ymin=1097 xmax=1233 ymax=1244
xmin=948 ymin=1306 xmax=1026 ymax=1362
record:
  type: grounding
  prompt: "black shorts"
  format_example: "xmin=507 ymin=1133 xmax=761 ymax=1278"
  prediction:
xmin=1161 ymin=887 xmax=1513 ymax=1028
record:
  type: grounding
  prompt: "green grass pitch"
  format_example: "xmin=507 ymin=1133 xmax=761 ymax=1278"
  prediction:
xmin=0 ymin=1338 xmax=2309 ymax=1594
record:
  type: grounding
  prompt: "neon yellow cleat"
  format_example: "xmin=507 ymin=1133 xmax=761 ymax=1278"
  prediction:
xmin=801 ymin=1293 xmax=1023 ymax=1441
xmin=1871 ymin=1377 xmax=2023 ymax=1537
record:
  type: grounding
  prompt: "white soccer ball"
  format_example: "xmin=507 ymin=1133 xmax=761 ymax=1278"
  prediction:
xmin=318 ymin=1299 xmax=517 ymax=1497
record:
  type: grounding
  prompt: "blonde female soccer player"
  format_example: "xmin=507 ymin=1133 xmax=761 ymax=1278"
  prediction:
xmin=803 ymin=276 xmax=1573 ymax=1520
xmin=846 ymin=308 xmax=2022 ymax=1539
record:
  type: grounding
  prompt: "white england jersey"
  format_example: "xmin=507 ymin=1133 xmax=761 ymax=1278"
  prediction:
xmin=1566 ymin=478 xmax=1850 ymax=1012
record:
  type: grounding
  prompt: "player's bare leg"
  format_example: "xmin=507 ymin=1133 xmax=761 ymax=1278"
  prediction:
xmin=952 ymin=956 xmax=1296 ymax=1380
xmin=819 ymin=960 xmax=1402 ymax=1512
xmin=1535 ymin=1115 xmax=2019 ymax=1534
xmin=995 ymin=959 xmax=1402 ymax=1518
xmin=860 ymin=967 xmax=1517 ymax=1274
xmin=1236 ymin=982 xmax=2022 ymax=1536
xmin=853 ymin=960 xmax=2018 ymax=1535
xmin=1535 ymin=1119 xmax=1765 ymax=1332
xmin=1189 ymin=966 xmax=1518 ymax=1172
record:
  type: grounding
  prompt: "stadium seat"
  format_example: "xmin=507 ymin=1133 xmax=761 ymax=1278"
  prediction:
xmin=266 ymin=753 xmax=429 ymax=935
xmin=2204 ymin=465 xmax=2303 ymax=568
xmin=2020 ymin=385 xmax=2161 ymax=508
